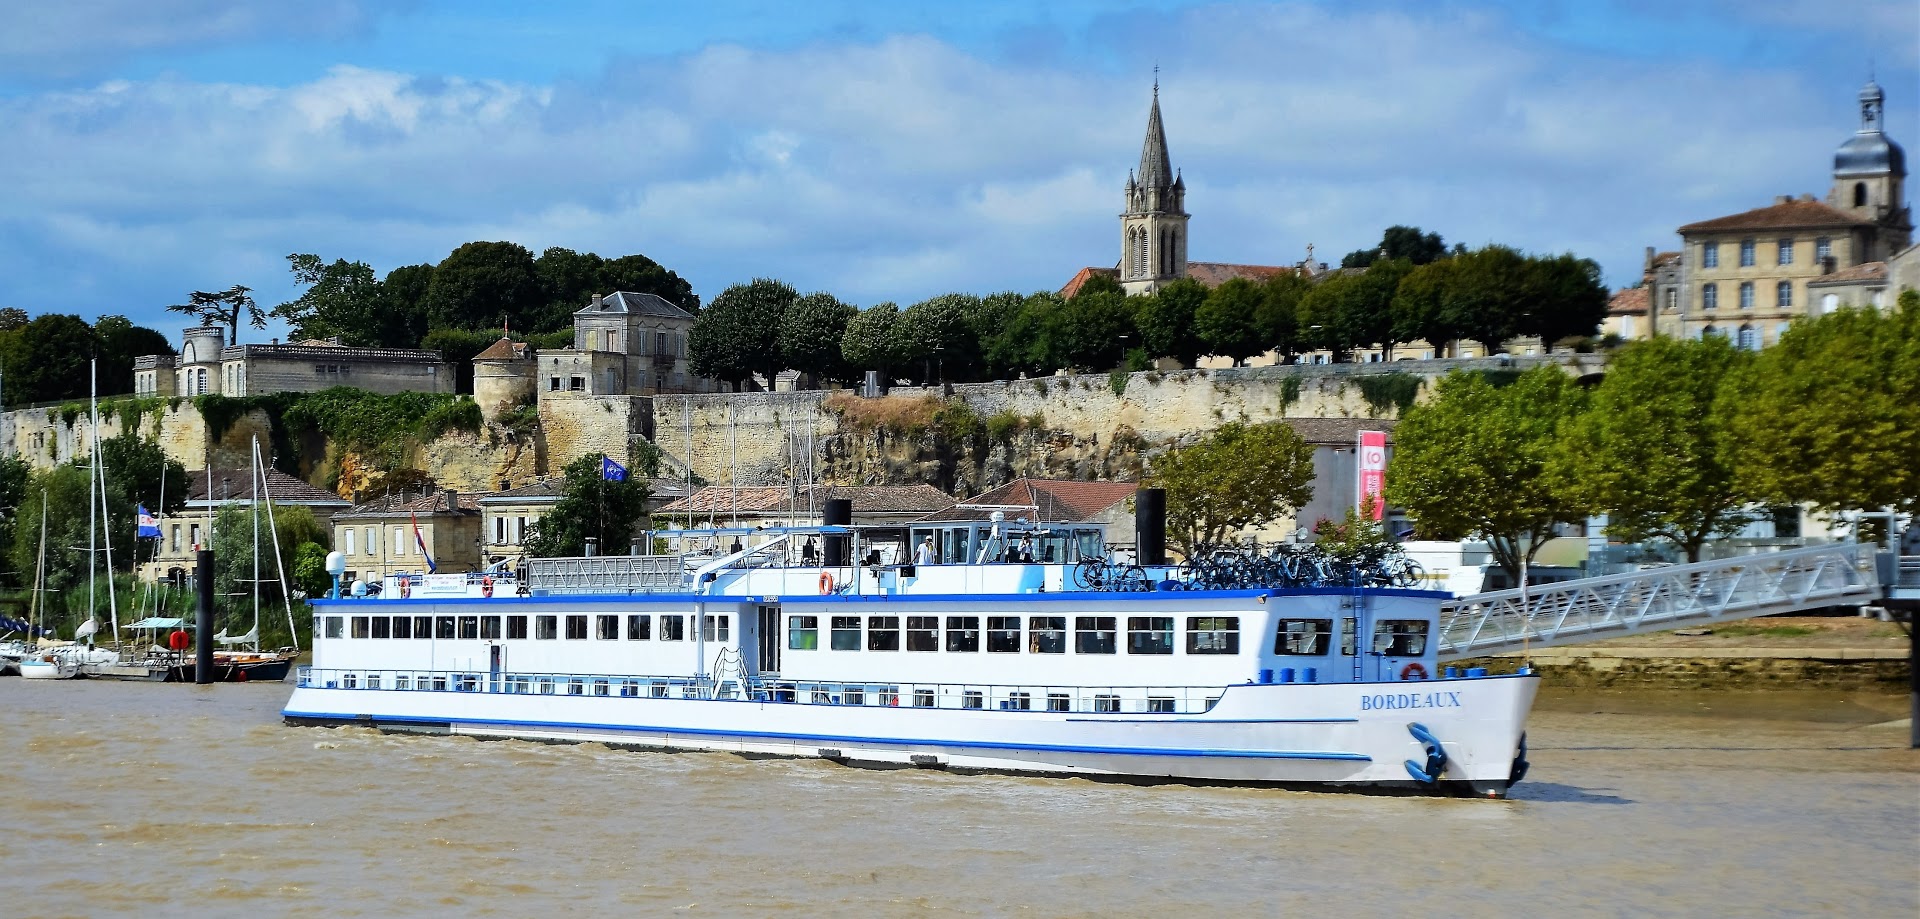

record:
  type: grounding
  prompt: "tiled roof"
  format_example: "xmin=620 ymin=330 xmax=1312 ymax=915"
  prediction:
xmin=577 ymin=291 xmax=695 ymax=321
xmin=1058 ymin=267 xmax=1120 ymax=298
xmin=1651 ymin=251 xmax=1681 ymax=267
xmin=477 ymin=481 xmax=562 ymax=502
xmin=473 ymin=337 xmax=531 ymax=361
xmin=1608 ymin=287 xmax=1650 ymax=316
xmin=655 ymin=484 xmax=954 ymax=516
xmin=186 ymin=469 xmax=349 ymax=506
xmin=920 ymin=478 xmax=1139 ymax=524
xmin=333 ymin=489 xmax=479 ymax=519
xmin=1806 ymin=261 xmax=1888 ymax=286
xmin=1184 ymin=262 xmax=1299 ymax=286
xmin=1678 ymin=199 xmax=1871 ymax=233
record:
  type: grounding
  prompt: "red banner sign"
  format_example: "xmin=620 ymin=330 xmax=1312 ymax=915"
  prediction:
xmin=1358 ymin=430 xmax=1387 ymax=521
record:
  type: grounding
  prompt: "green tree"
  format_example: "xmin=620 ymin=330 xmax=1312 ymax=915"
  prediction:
xmin=377 ymin=263 xmax=436 ymax=347
xmin=690 ymin=278 xmax=796 ymax=389
xmin=1256 ymin=273 xmax=1312 ymax=363
xmin=10 ymin=465 xmax=96 ymax=630
xmin=1145 ymin=421 xmax=1317 ymax=558
xmin=1300 ymin=261 xmax=1409 ymax=360
xmin=533 ymin=246 xmax=607 ymax=331
xmin=0 ymin=454 xmax=30 ymax=587
xmin=424 ymin=241 xmax=542 ymax=333
xmin=421 ymin=327 xmax=499 ymax=394
xmin=270 ymin=254 xmax=383 ymax=344
xmin=0 ymin=307 xmax=27 ymax=331
xmin=98 ymin=430 xmax=188 ymax=522
xmin=524 ymin=453 xmax=653 ymax=557
xmin=1521 ymin=253 xmax=1609 ymax=350
xmin=1440 ymin=245 xmax=1530 ymax=353
xmin=1556 ymin=336 xmax=1756 ymax=561
xmin=841 ymin=302 xmax=904 ymax=382
xmin=1721 ymin=296 xmax=1920 ymax=516
xmin=93 ymin=316 xmax=173 ymax=396
xmin=0 ymin=313 xmax=95 ymax=406
xmin=1134 ymin=277 xmax=1209 ymax=367
xmin=1041 ymin=286 xmax=1135 ymax=373
xmin=1195 ymin=277 xmax=1267 ymax=365
xmin=209 ymin=503 xmax=328 ymax=642
xmin=1386 ymin=367 xmax=1588 ymax=582
xmin=968 ymin=291 xmax=1031 ymax=380
xmin=895 ymin=293 xmax=980 ymax=384
xmin=1390 ymin=258 xmax=1460 ymax=357
xmin=167 ymin=285 xmax=262 ymax=346
xmin=599 ymin=253 xmax=700 ymax=315
xmin=1342 ymin=225 xmax=1447 ymax=268
xmin=779 ymin=291 xmax=856 ymax=385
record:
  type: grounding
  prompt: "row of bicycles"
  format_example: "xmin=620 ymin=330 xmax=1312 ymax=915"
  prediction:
xmin=1071 ymin=543 xmax=1426 ymax=593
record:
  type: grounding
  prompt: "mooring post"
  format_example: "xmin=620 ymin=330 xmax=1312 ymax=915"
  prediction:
xmin=195 ymin=548 xmax=215 ymax=685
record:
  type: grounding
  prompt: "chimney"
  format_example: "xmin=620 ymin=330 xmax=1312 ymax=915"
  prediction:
xmin=1774 ymin=195 xmax=1792 ymax=205
xmin=444 ymin=488 xmax=458 ymax=511
xmin=592 ymin=293 xmax=603 ymax=308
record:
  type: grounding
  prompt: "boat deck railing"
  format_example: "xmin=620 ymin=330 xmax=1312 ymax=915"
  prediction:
xmin=295 ymin=666 xmax=1236 ymax=715
xmin=527 ymin=555 xmax=687 ymax=595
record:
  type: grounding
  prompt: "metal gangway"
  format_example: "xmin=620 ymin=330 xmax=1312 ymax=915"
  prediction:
xmin=1436 ymin=542 xmax=1884 ymax=661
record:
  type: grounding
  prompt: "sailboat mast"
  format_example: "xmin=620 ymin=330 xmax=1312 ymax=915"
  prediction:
xmin=254 ymin=437 xmax=299 ymax=653
xmin=250 ymin=442 xmax=260 ymax=646
xmin=96 ymin=411 xmax=120 ymax=643
xmin=32 ymin=490 xmax=46 ymax=642
xmin=88 ymin=359 xmax=96 ymax=634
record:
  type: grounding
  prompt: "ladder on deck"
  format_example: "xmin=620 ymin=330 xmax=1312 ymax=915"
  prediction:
xmin=1436 ymin=542 xmax=1882 ymax=661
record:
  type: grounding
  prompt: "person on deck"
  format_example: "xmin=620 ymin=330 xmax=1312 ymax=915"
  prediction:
xmin=915 ymin=536 xmax=937 ymax=566
xmin=801 ymin=539 xmax=817 ymax=565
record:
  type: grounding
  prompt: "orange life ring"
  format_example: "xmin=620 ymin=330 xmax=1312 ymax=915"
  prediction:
xmin=1400 ymin=662 xmax=1429 ymax=681
xmin=818 ymin=572 xmax=835 ymax=595
xmin=481 ymin=575 xmax=495 ymax=598
xmin=167 ymin=630 xmax=191 ymax=651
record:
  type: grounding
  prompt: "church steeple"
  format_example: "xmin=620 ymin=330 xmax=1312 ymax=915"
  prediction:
xmin=1120 ymin=79 xmax=1189 ymax=295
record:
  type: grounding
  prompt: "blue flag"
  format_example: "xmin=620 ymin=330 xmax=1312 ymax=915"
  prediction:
xmin=137 ymin=505 xmax=161 ymax=539
xmin=601 ymin=456 xmax=628 ymax=482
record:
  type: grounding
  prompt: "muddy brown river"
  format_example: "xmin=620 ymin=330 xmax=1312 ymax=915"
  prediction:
xmin=1 ymin=680 xmax=1914 ymax=917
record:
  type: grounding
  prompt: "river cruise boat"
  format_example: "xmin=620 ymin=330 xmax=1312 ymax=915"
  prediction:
xmin=285 ymin=513 xmax=1538 ymax=797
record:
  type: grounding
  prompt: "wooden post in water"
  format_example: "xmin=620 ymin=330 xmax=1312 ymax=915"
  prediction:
xmin=195 ymin=548 xmax=215 ymax=685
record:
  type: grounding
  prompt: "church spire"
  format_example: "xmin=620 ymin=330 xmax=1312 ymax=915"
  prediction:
xmin=1138 ymin=81 xmax=1174 ymax=190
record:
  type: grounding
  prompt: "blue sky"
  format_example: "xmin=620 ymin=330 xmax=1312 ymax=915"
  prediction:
xmin=1 ymin=0 xmax=1915 ymax=340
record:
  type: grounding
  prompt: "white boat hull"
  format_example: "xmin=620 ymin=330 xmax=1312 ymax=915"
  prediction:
xmin=286 ymin=673 xmax=1537 ymax=796
xmin=19 ymin=657 xmax=80 ymax=679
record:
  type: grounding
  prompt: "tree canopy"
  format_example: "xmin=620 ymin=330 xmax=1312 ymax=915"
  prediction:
xmin=167 ymin=285 xmax=262 ymax=346
xmin=690 ymin=278 xmax=796 ymax=389
xmin=1146 ymin=421 xmax=1317 ymax=558
xmin=779 ymin=292 xmax=857 ymax=384
xmin=0 ymin=313 xmax=172 ymax=407
xmin=524 ymin=453 xmax=653 ymax=558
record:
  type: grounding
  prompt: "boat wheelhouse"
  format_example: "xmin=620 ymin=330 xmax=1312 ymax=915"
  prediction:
xmin=285 ymin=506 xmax=1537 ymax=797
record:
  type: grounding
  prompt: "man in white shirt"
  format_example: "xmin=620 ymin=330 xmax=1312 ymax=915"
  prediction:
xmin=914 ymin=536 xmax=937 ymax=566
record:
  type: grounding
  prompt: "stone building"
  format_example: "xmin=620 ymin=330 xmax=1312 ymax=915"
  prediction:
xmin=139 ymin=468 xmax=351 ymax=584
xmin=1657 ymin=79 xmax=1910 ymax=347
xmin=534 ymin=291 xmax=716 ymax=397
xmin=477 ymin=480 xmax=563 ymax=570
xmin=472 ymin=336 xmax=535 ymax=418
xmin=329 ymin=488 xmax=483 ymax=584
xmin=132 ymin=327 xmax=453 ymax=397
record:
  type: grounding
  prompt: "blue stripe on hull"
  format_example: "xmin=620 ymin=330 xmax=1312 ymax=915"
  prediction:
xmin=282 ymin=707 xmax=1372 ymax=762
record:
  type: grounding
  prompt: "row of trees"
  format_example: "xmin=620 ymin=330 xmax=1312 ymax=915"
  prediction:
xmin=0 ymin=311 xmax=174 ymax=408
xmin=1388 ymin=293 xmax=1920 ymax=579
xmin=689 ymin=230 xmax=1608 ymax=389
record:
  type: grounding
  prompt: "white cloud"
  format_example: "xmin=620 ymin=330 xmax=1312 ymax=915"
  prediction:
xmin=0 ymin=3 xmax=1910 ymax=330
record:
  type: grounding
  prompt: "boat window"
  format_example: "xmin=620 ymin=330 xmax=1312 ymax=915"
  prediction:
xmin=432 ymin=676 xmax=448 ymax=691
xmin=912 ymin=689 xmax=935 ymax=707
xmin=390 ymin=616 xmax=411 ymax=639
xmin=789 ymin=615 xmax=818 ymax=650
xmin=906 ymin=616 xmax=939 ymax=651
xmin=457 ymin=675 xmax=479 ymax=692
xmin=458 ymin=616 xmax=479 ymax=640
xmin=830 ymin=616 xmax=862 ymax=651
xmin=481 ymin=616 xmax=501 ymax=639
xmin=962 ymin=691 xmax=984 ymax=709
xmin=371 ymin=616 xmax=391 ymax=639
xmin=351 ymin=616 xmax=370 ymax=639
xmin=1094 ymin=694 xmax=1120 ymax=713
xmin=567 ymin=679 xmax=584 ymax=695
xmin=593 ymin=679 xmax=610 ymax=696
xmin=535 ymin=615 xmax=558 ymax=640
xmin=987 ymin=616 xmax=1021 ymax=653
xmin=652 ymin=683 xmax=669 ymax=698
xmin=1274 ymin=619 xmax=1332 ymax=656
xmin=878 ymin=688 xmax=899 ymax=706
xmin=811 ymin=688 xmax=832 ymax=704
xmin=325 ymin=616 xmax=343 ymax=638
xmin=597 ymin=615 xmax=619 ymax=640
xmin=1005 ymin=692 xmax=1031 ymax=711
xmin=660 ymin=615 xmax=685 ymax=641
xmin=1127 ymin=617 xmax=1174 ymax=655
xmin=1075 ymin=530 xmax=1103 ymax=562
xmin=1075 ymin=616 xmax=1116 ymax=654
xmin=945 ymin=616 xmax=980 ymax=652
xmin=1046 ymin=693 xmax=1070 ymax=712
xmin=395 ymin=675 xmax=411 ymax=691
xmin=312 ymin=614 xmax=322 ymax=638
xmin=867 ymin=616 xmax=900 ymax=651
xmin=627 ymin=615 xmax=650 ymax=640
xmin=844 ymin=687 xmax=865 ymax=705
xmin=1028 ymin=616 xmax=1066 ymax=653
xmin=1341 ymin=617 xmax=1357 ymax=656
xmin=413 ymin=616 xmax=433 ymax=639
xmin=565 ymin=615 xmax=588 ymax=640
xmin=506 ymin=615 xmax=527 ymax=639
xmin=343 ymin=673 xmax=358 ymax=688
xmin=1374 ymin=619 xmax=1431 ymax=656
xmin=620 ymin=681 xmax=638 ymax=697
xmin=509 ymin=678 xmax=528 ymax=693
xmin=701 ymin=615 xmax=730 ymax=642
xmin=1147 ymin=697 xmax=1175 ymax=713
xmin=435 ymin=616 xmax=456 ymax=640
xmin=1187 ymin=617 xmax=1240 ymax=655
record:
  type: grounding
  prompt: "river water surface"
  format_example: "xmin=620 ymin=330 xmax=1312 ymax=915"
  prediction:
xmin=1 ymin=680 xmax=1914 ymax=917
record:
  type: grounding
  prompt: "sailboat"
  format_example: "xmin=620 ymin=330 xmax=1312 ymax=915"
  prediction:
xmin=20 ymin=490 xmax=81 ymax=680
xmin=171 ymin=437 xmax=299 ymax=683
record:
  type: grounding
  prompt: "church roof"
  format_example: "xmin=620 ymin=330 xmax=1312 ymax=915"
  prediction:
xmin=1138 ymin=87 xmax=1174 ymax=190
xmin=1835 ymin=78 xmax=1905 ymax=178
xmin=1185 ymin=262 xmax=1298 ymax=286
xmin=1058 ymin=267 xmax=1120 ymax=298
xmin=576 ymin=291 xmax=695 ymax=321
xmin=1678 ymin=198 xmax=1872 ymax=233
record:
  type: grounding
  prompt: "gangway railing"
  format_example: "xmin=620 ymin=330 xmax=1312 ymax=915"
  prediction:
xmin=1437 ymin=542 xmax=1881 ymax=661
xmin=529 ymin=555 xmax=687 ymax=595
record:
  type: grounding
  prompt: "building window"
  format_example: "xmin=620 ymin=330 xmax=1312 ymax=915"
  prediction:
xmin=1821 ymin=293 xmax=1840 ymax=313
xmin=366 ymin=527 xmax=377 ymax=556
xmin=1738 ymin=239 xmax=1755 ymax=267
xmin=393 ymin=527 xmax=405 ymax=556
xmin=1815 ymin=237 xmax=1831 ymax=262
xmin=549 ymin=376 xmax=561 ymax=392
xmin=1702 ymin=243 xmax=1719 ymax=268
xmin=170 ymin=525 xmax=181 ymax=553
xmin=656 ymin=332 xmax=670 ymax=356
xmin=1776 ymin=239 xmax=1792 ymax=266
xmin=515 ymin=517 xmax=527 ymax=543
xmin=1700 ymin=324 xmax=1716 ymax=340
xmin=344 ymin=528 xmax=355 ymax=555
xmin=1738 ymin=282 xmax=1754 ymax=310
xmin=493 ymin=516 xmax=506 ymax=545
xmin=1853 ymin=182 xmax=1866 ymax=207
xmin=1738 ymin=325 xmax=1760 ymax=351
xmin=568 ymin=376 xmax=585 ymax=392
xmin=1664 ymin=289 xmax=1677 ymax=312
xmin=1702 ymin=283 xmax=1717 ymax=310
xmin=1775 ymin=281 xmax=1792 ymax=308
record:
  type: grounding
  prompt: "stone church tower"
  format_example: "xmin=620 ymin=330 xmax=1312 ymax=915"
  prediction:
xmin=1120 ymin=83 xmax=1189 ymax=295
xmin=1827 ymin=78 xmax=1911 ymax=260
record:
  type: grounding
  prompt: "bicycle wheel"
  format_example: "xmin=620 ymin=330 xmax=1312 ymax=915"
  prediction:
xmin=1072 ymin=558 xmax=1106 ymax=591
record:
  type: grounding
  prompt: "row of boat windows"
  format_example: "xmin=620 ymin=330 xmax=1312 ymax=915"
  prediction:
xmin=325 ymin=673 xmax=1190 ymax=713
xmin=318 ymin=614 xmax=1431 ymax=657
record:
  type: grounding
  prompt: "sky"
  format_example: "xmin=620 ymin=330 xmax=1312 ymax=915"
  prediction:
xmin=1 ymin=0 xmax=1915 ymax=341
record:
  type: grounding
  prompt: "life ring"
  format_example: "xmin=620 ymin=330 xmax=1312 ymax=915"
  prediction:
xmin=481 ymin=575 xmax=495 ymax=598
xmin=167 ymin=630 xmax=191 ymax=651
xmin=1400 ymin=662 xmax=1429 ymax=681
xmin=818 ymin=572 xmax=836 ymax=595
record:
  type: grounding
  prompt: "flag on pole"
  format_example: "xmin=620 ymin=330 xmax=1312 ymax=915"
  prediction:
xmin=137 ymin=505 xmax=161 ymax=539
xmin=602 ymin=456 xmax=628 ymax=482
xmin=411 ymin=511 xmax=437 ymax=573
